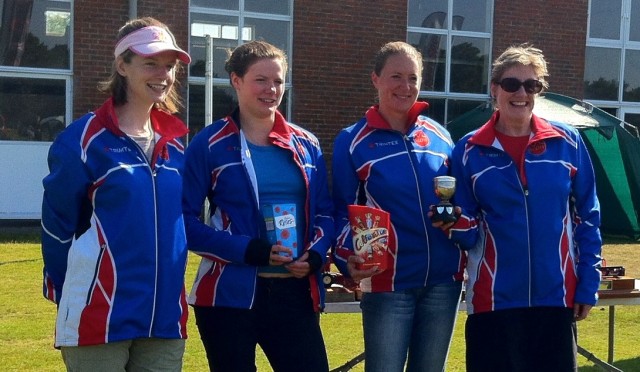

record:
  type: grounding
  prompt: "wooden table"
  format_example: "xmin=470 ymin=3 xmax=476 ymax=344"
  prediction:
xmin=582 ymin=288 xmax=640 ymax=371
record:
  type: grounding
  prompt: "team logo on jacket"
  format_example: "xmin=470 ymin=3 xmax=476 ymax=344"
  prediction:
xmin=528 ymin=141 xmax=546 ymax=155
xmin=369 ymin=140 xmax=399 ymax=148
xmin=104 ymin=146 xmax=132 ymax=153
xmin=413 ymin=131 xmax=429 ymax=147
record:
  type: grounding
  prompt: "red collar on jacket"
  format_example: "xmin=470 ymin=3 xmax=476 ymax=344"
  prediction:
xmin=230 ymin=108 xmax=299 ymax=145
xmin=364 ymin=101 xmax=430 ymax=131
xmin=93 ymin=97 xmax=189 ymax=139
xmin=469 ymin=110 xmax=563 ymax=146
xmin=268 ymin=110 xmax=296 ymax=144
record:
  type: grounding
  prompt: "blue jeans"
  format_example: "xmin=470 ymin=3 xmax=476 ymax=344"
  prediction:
xmin=360 ymin=281 xmax=462 ymax=372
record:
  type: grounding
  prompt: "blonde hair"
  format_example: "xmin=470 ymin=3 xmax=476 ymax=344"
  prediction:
xmin=491 ymin=43 xmax=549 ymax=90
xmin=373 ymin=41 xmax=423 ymax=76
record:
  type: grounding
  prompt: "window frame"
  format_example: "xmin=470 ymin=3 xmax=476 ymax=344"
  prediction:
xmin=0 ymin=0 xmax=74 ymax=143
xmin=406 ymin=0 xmax=494 ymax=125
xmin=585 ymin=0 xmax=640 ymax=115
xmin=187 ymin=1 xmax=294 ymax=133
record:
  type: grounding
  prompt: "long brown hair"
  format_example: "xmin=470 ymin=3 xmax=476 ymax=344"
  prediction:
xmin=98 ymin=17 xmax=185 ymax=113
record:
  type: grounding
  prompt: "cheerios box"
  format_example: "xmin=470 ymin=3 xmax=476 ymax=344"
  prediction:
xmin=263 ymin=203 xmax=298 ymax=259
xmin=347 ymin=205 xmax=390 ymax=270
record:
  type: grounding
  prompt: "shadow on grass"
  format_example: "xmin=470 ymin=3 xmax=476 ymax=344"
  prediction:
xmin=0 ymin=232 xmax=41 ymax=244
xmin=603 ymin=235 xmax=640 ymax=245
xmin=0 ymin=220 xmax=41 ymax=243
xmin=580 ymin=356 xmax=640 ymax=371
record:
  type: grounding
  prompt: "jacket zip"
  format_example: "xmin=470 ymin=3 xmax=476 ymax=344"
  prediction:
xmin=125 ymin=134 xmax=159 ymax=336
xmin=402 ymin=131 xmax=431 ymax=286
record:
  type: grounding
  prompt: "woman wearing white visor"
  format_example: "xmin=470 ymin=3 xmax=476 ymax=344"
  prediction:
xmin=41 ymin=17 xmax=191 ymax=371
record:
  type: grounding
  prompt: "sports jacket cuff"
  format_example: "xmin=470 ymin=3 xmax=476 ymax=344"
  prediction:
xmin=245 ymin=238 xmax=271 ymax=266
xmin=305 ymin=250 xmax=323 ymax=272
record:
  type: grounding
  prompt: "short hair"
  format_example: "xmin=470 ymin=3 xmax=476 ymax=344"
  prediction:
xmin=224 ymin=40 xmax=288 ymax=84
xmin=98 ymin=17 xmax=185 ymax=113
xmin=372 ymin=41 xmax=424 ymax=76
xmin=491 ymin=43 xmax=550 ymax=90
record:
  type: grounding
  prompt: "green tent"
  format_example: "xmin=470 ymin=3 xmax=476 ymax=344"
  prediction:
xmin=446 ymin=92 xmax=640 ymax=240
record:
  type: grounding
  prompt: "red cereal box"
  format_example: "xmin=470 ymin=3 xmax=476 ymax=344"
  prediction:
xmin=347 ymin=205 xmax=390 ymax=270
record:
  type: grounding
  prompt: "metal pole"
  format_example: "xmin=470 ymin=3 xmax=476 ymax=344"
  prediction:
xmin=203 ymin=35 xmax=214 ymax=226
xmin=205 ymin=35 xmax=213 ymax=127
xmin=128 ymin=0 xmax=137 ymax=19
xmin=608 ymin=305 xmax=615 ymax=364
xmin=577 ymin=345 xmax=622 ymax=372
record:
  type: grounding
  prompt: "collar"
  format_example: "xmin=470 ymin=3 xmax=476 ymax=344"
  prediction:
xmin=469 ymin=111 xmax=563 ymax=146
xmin=94 ymin=97 xmax=189 ymax=139
xmin=364 ymin=101 xmax=429 ymax=131
xmin=230 ymin=108 xmax=293 ymax=145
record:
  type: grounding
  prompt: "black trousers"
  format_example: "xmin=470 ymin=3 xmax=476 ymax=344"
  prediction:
xmin=466 ymin=307 xmax=578 ymax=372
xmin=193 ymin=276 xmax=329 ymax=372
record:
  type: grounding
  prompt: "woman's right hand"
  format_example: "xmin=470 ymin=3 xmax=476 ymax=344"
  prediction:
xmin=347 ymin=254 xmax=382 ymax=282
xmin=268 ymin=245 xmax=294 ymax=266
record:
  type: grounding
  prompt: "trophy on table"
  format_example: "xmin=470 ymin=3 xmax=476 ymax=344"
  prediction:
xmin=431 ymin=176 xmax=457 ymax=224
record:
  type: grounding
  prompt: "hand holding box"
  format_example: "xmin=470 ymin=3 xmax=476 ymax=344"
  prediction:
xmin=263 ymin=203 xmax=298 ymax=259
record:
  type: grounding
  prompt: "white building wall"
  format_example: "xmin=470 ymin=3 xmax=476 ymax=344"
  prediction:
xmin=0 ymin=142 xmax=50 ymax=220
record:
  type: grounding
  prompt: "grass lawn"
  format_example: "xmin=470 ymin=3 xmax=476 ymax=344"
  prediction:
xmin=1 ymin=233 xmax=638 ymax=371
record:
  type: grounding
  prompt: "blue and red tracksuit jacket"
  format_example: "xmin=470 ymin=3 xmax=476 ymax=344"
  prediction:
xmin=41 ymin=98 xmax=189 ymax=347
xmin=449 ymin=111 xmax=602 ymax=315
xmin=182 ymin=110 xmax=334 ymax=312
xmin=332 ymin=102 xmax=465 ymax=292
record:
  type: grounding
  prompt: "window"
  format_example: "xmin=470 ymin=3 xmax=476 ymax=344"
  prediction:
xmin=188 ymin=1 xmax=293 ymax=139
xmin=407 ymin=0 xmax=493 ymax=125
xmin=585 ymin=0 xmax=640 ymax=118
xmin=625 ymin=113 xmax=640 ymax=129
xmin=0 ymin=0 xmax=72 ymax=142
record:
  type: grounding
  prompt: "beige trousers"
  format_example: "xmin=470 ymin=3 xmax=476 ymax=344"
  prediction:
xmin=61 ymin=338 xmax=185 ymax=372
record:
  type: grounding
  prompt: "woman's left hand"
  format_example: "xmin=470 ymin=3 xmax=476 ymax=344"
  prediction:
xmin=285 ymin=252 xmax=312 ymax=278
xmin=428 ymin=205 xmax=462 ymax=231
xmin=573 ymin=303 xmax=593 ymax=321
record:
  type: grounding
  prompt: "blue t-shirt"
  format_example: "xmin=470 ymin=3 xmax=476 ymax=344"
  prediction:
xmin=247 ymin=142 xmax=306 ymax=273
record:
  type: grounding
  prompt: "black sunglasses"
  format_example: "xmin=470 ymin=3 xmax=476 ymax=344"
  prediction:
xmin=496 ymin=78 xmax=543 ymax=94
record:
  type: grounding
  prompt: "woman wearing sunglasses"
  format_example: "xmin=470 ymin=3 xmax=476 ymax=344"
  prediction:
xmin=444 ymin=44 xmax=602 ymax=371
